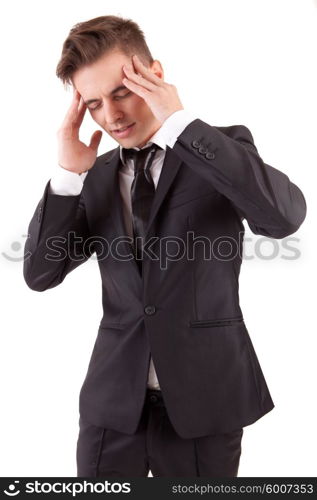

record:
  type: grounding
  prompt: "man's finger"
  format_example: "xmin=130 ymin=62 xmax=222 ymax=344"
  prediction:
xmin=72 ymin=97 xmax=87 ymax=127
xmin=89 ymin=130 xmax=103 ymax=151
xmin=131 ymin=54 xmax=165 ymax=86
xmin=122 ymin=78 xmax=149 ymax=100
xmin=61 ymin=91 xmax=84 ymax=129
xmin=123 ymin=64 xmax=157 ymax=92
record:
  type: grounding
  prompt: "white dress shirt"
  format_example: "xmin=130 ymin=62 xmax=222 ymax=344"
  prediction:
xmin=49 ymin=109 xmax=196 ymax=389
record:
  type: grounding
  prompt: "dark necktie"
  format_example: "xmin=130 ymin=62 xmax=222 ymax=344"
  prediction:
xmin=122 ymin=144 xmax=161 ymax=274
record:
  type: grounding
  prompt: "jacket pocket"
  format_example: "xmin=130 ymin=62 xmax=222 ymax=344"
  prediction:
xmin=189 ymin=316 xmax=244 ymax=328
xmin=166 ymin=190 xmax=217 ymax=210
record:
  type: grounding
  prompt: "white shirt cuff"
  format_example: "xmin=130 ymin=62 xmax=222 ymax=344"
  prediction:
xmin=152 ymin=109 xmax=196 ymax=149
xmin=49 ymin=167 xmax=88 ymax=195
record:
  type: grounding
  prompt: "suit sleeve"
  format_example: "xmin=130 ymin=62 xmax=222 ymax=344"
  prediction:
xmin=173 ymin=119 xmax=307 ymax=238
xmin=23 ymin=180 xmax=94 ymax=292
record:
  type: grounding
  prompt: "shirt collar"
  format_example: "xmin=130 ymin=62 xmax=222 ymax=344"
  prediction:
xmin=119 ymin=127 xmax=166 ymax=166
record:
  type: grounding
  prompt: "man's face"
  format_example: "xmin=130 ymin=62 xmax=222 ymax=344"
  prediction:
xmin=72 ymin=49 xmax=163 ymax=148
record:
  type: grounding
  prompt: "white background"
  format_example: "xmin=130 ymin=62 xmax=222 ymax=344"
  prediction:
xmin=0 ymin=0 xmax=316 ymax=477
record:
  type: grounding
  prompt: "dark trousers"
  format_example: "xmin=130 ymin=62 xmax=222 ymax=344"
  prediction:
xmin=76 ymin=389 xmax=243 ymax=477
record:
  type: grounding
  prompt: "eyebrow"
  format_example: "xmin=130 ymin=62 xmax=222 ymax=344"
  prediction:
xmin=84 ymin=85 xmax=128 ymax=105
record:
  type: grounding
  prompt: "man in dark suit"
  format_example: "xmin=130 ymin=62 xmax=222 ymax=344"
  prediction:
xmin=23 ymin=15 xmax=307 ymax=477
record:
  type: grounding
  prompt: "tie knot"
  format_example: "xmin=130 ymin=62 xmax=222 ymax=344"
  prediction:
xmin=122 ymin=144 xmax=161 ymax=174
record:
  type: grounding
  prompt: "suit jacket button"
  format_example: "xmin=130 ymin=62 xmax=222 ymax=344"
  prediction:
xmin=192 ymin=140 xmax=201 ymax=148
xmin=144 ymin=305 xmax=156 ymax=315
xmin=206 ymin=152 xmax=215 ymax=160
xmin=198 ymin=146 xmax=207 ymax=154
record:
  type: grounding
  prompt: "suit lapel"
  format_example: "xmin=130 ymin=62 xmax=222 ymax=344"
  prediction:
xmin=145 ymin=145 xmax=183 ymax=238
xmin=104 ymin=148 xmax=133 ymax=256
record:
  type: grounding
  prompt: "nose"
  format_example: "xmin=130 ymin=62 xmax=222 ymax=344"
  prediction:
xmin=102 ymin=101 xmax=124 ymax=127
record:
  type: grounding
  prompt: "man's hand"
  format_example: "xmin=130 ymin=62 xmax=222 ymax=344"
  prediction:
xmin=57 ymin=89 xmax=103 ymax=174
xmin=122 ymin=54 xmax=184 ymax=124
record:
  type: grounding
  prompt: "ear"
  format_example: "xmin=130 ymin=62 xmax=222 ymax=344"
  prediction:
xmin=150 ymin=59 xmax=164 ymax=80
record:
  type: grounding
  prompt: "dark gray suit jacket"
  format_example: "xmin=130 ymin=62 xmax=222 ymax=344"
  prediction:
xmin=23 ymin=119 xmax=307 ymax=438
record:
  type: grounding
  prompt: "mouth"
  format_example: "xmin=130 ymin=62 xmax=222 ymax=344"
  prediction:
xmin=111 ymin=123 xmax=135 ymax=138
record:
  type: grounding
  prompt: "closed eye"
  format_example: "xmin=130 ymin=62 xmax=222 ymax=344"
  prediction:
xmin=89 ymin=92 xmax=132 ymax=110
xmin=114 ymin=91 xmax=132 ymax=101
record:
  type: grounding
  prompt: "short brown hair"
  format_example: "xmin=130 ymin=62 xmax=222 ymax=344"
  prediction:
xmin=56 ymin=15 xmax=154 ymax=87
